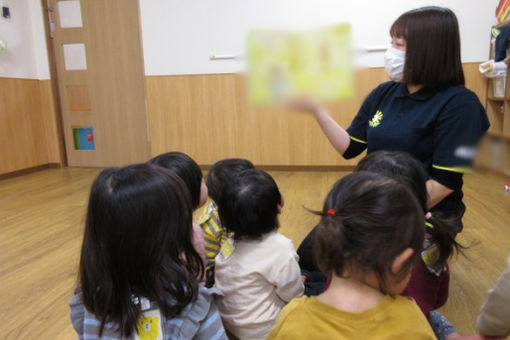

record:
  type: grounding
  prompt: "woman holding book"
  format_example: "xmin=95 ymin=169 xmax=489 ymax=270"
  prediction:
xmin=292 ymin=6 xmax=489 ymax=230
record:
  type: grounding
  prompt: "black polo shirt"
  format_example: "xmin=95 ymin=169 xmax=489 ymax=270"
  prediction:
xmin=344 ymin=81 xmax=489 ymax=219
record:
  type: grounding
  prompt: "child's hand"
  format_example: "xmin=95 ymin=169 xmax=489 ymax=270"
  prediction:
xmin=301 ymin=275 xmax=307 ymax=283
xmin=446 ymin=333 xmax=505 ymax=340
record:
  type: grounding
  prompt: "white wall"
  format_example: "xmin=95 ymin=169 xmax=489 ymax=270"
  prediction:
xmin=140 ymin=0 xmax=499 ymax=75
xmin=28 ymin=0 xmax=50 ymax=79
xmin=0 ymin=0 xmax=50 ymax=79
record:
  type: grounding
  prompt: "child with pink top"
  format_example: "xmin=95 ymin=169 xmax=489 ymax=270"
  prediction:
xmin=150 ymin=152 xmax=208 ymax=267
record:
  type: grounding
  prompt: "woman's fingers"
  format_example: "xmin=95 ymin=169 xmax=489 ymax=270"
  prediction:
xmin=287 ymin=96 xmax=321 ymax=114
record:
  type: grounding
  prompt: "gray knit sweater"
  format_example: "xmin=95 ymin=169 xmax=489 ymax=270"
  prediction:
xmin=69 ymin=286 xmax=227 ymax=340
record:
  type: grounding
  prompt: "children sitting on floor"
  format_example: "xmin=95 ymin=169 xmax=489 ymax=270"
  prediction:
xmin=198 ymin=158 xmax=255 ymax=287
xmin=150 ymin=151 xmax=209 ymax=269
xmin=269 ymin=171 xmax=436 ymax=339
xmin=355 ymin=152 xmax=463 ymax=328
xmin=69 ymin=164 xmax=226 ymax=339
xmin=214 ymin=169 xmax=304 ymax=339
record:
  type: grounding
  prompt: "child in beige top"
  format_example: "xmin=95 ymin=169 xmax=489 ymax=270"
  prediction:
xmin=214 ymin=169 xmax=304 ymax=339
xmin=476 ymin=254 xmax=510 ymax=337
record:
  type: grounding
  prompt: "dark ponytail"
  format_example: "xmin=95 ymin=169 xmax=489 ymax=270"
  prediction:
xmin=427 ymin=212 xmax=465 ymax=267
xmin=314 ymin=214 xmax=346 ymax=279
xmin=313 ymin=172 xmax=425 ymax=294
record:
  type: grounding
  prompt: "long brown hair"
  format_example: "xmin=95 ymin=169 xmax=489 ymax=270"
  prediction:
xmin=79 ymin=164 xmax=204 ymax=336
xmin=391 ymin=6 xmax=464 ymax=87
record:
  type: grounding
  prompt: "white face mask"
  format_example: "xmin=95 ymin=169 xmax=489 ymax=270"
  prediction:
xmin=384 ymin=47 xmax=405 ymax=82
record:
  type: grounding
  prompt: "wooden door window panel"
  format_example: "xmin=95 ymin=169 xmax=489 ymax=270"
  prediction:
xmin=62 ymin=43 xmax=87 ymax=71
xmin=57 ymin=0 xmax=83 ymax=28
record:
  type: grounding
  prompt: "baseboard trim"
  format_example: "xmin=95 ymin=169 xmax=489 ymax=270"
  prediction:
xmin=199 ymin=164 xmax=355 ymax=172
xmin=0 ymin=163 xmax=62 ymax=180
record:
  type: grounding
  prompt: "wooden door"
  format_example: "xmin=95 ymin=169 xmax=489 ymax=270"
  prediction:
xmin=45 ymin=0 xmax=149 ymax=167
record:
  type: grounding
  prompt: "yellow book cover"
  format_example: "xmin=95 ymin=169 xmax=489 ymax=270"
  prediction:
xmin=246 ymin=24 xmax=353 ymax=106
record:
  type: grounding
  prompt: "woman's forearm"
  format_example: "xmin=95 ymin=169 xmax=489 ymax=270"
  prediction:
xmin=313 ymin=107 xmax=351 ymax=155
xmin=426 ymin=179 xmax=454 ymax=209
xmin=289 ymin=97 xmax=351 ymax=155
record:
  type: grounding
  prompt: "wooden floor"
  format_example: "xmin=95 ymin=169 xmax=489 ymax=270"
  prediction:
xmin=1 ymin=167 xmax=509 ymax=338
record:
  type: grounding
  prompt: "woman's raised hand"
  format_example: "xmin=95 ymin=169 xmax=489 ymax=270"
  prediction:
xmin=287 ymin=96 xmax=323 ymax=116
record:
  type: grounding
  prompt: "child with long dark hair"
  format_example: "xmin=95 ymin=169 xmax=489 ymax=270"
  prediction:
xmin=269 ymin=172 xmax=436 ymax=339
xmin=356 ymin=151 xmax=463 ymax=314
xmin=69 ymin=164 xmax=226 ymax=339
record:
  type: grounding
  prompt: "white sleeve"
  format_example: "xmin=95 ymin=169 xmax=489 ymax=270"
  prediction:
xmin=266 ymin=239 xmax=304 ymax=303
xmin=476 ymin=255 xmax=510 ymax=336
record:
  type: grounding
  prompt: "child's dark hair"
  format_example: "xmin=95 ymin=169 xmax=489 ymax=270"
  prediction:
xmin=206 ymin=158 xmax=255 ymax=203
xmin=218 ymin=169 xmax=281 ymax=240
xmin=355 ymin=150 xmax=464 ymax=267
xmin=315 ymin=172 xmax=424 ymax=294
xmin=79 ymin=164 xmax=204 ymax=337
xmin=150 ymin=152 xmax=203 ymax=210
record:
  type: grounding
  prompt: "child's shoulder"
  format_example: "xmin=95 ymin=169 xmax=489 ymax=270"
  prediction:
xmin=390 ymin=295 xmax=426 ymax=312
xmin=69 ymin=287 xmax=86 ymax=335
xmin=266 ymin=231 xmax=295 ymax=248
xmin=255 ymin=232 xmax=298 ymax=259
xmin=170 ymin=286 xmax=226 ymax=339
xmin=197 ymin=200 xmax=219 ymax=225
xmin=268 ymin=296 xmax=312 ymax=339
xmin=183 ymin=286 xmax=223 ymax=317
xmin=385 ymin=296 xmax=436 ymax=338
xmin=266 ymin=233 xmax=300 ymax=261
xmin=385 ymin=295 xmax=425 ymax=317
xmin=280 ymin=295 xmax=310 ymax=313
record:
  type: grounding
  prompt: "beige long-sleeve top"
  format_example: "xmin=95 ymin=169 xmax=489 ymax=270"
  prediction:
xmin=476 ymin=254 xmax=510 ymax=336
xmin=214 ymin=231 xmax=304 ymax=340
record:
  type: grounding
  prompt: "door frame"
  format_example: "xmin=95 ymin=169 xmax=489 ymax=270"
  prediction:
xmin=40 ymin=0 xmax=68 ymax=167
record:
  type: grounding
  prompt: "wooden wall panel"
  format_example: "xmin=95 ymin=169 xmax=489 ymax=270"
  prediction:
xmin=39 ymin=80 xmax=63 ymax=164
xmin=0 ymin=78 xmax=63 ymax=175
xmin=0 ymin=78 xmax=42 ymax=172
xmin=0 ymin=63 xmax=486 ymax=174
xmin=464 ymin=63 xmax=487 ymax=105
xmin=0 ymin=78 xmax=60 ymax=175
xmin=146 ymin=63 xmax=486 ymax=166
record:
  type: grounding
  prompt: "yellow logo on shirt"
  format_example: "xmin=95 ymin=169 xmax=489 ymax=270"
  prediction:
xmin=369 ymin=110 xmax=383 ymax=127
xmin=135 ymin=310 xmax=162 ymax=340
xmin=219 ymin=238 xmax=234 ymax=260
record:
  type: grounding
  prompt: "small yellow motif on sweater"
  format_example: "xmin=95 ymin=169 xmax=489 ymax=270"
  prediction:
xmin=135 ymin=310 xmax=162 ymax=340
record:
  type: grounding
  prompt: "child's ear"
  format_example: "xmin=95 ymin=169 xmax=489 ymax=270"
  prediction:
xmin=391 ymin=248 xmax=414 ymax=275
xmin=277 ymin=196 xmax=285 ymax=214
xmin=198 ymin=180 xmax=209 ymax=208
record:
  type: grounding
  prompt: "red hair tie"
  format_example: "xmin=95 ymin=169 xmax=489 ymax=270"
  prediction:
xmin=327 ymin=209 xmax=336 ymax=216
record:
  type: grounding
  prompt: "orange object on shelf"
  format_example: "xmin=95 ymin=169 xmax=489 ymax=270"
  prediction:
xmin=497 ymin=0 xmax=510 ymax=22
